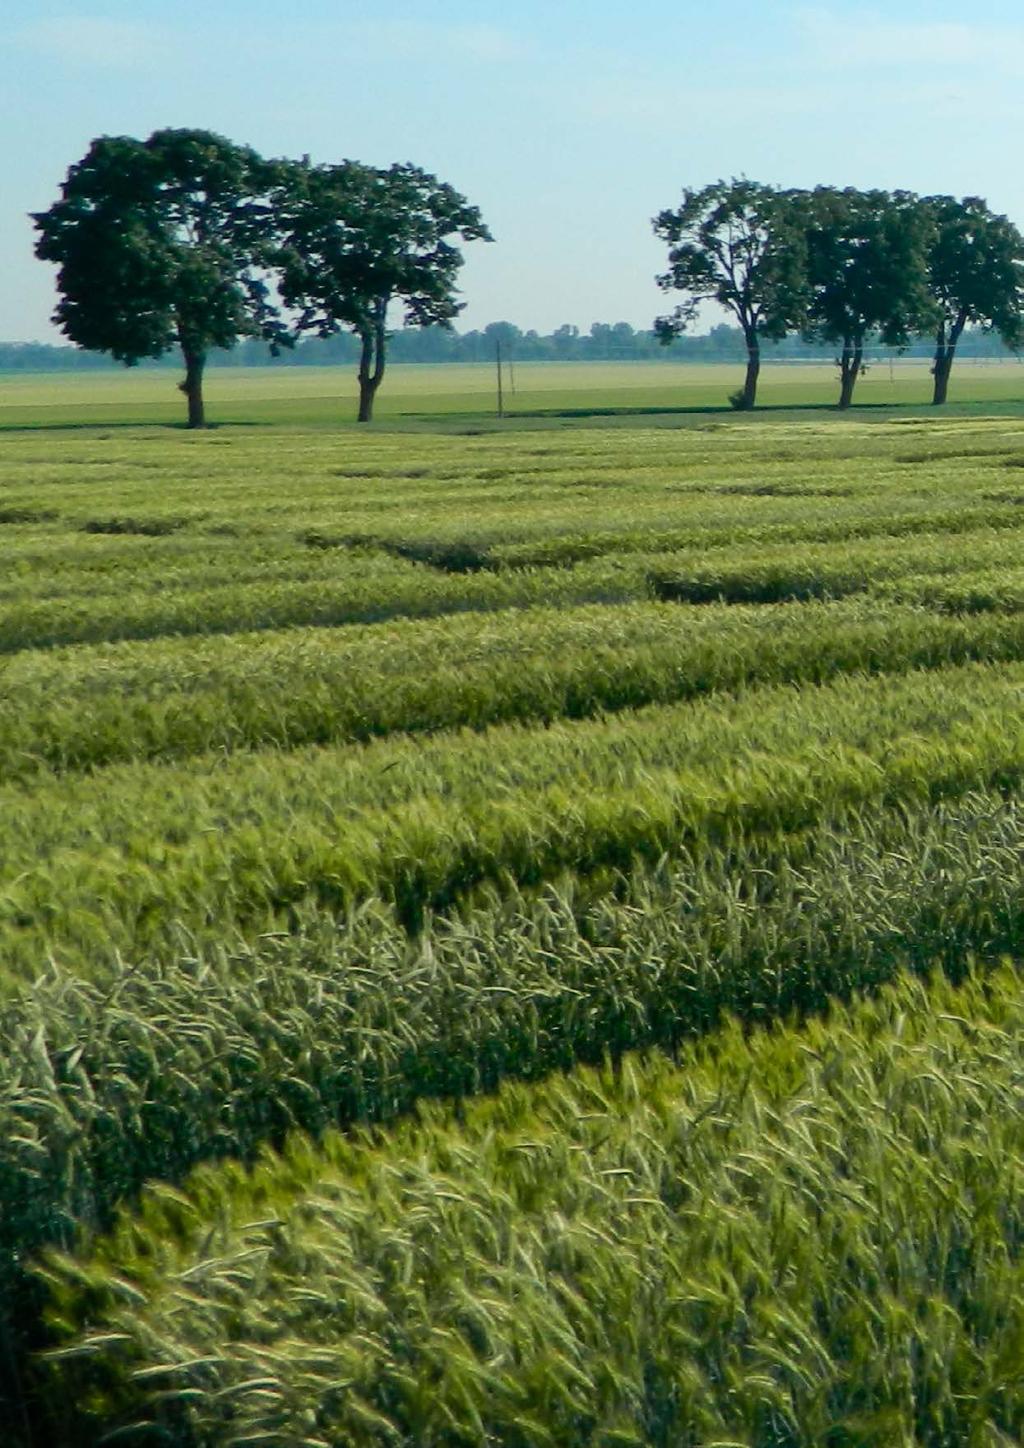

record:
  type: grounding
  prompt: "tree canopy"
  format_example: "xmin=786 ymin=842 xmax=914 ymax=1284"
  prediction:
xmin=273 ymin=160 xmax=491 ymax=421
xmin=923 ymin=195 xmax=1024 ymax=404
xmin=653 ymin=179 xmax=809 ymax=409
xmin=800 ymin=187 xmax=938 ymax=408
xmin=31 ymin=141 xmax=1024 ymax=421
xmin=653 ymin=181 xmax=1024 ymax=410
xmin=33 ymin=128 xmax=285 ymax=427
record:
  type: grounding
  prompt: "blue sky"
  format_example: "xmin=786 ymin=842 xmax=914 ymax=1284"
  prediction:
xmin=5 ymin=0 xmax=1024 ymax=341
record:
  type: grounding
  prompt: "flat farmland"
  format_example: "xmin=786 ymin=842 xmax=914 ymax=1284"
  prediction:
xmin=4 ymin=355 xmax=1024 ymax=428
xmin=4 ymin=404 xmax=1024 ymax=1444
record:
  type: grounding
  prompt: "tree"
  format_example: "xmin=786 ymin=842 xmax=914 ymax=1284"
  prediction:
xmin=484 ymin=320 xmax=523 ymax=356
xmin=274 ymin=160 xmax=491 ymax=422
xmin=551 ymin=324 xmax=580 ymax=359
xmin=653 ymin=179 xmax=809 ymax=410
xmin=34 ymin=129 xmax=285 ymax=428
xmin=801 ymin=187 xmax=936 ymax=409
xmin=923 ymin=195 xmax=1024 ymax=405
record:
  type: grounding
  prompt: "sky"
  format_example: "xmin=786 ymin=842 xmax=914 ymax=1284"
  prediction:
xmin=5 ymin=0 xmax=1024 ymax=342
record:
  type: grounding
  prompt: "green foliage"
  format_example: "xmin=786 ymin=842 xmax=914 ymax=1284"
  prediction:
xmin=33 ymin=129 xmax=286 ymax=426
xmin=275 ymin=159 xmax=491 ymax=339
xmin=651 ymin=182 xmax=1014 ymax=413
xmin=925 ymin=194 xmax=1024 ymax=344
xmin=653 ymin=178 xmax=809 ymax=343
xmin=801 ymin=187 xmax=938 ymax=406
xmin=39 ymin=963 xmax=1024 ymax=1446
xmin=923 ymin=194 xmax=1024 ymax=403
xmin=274 ymin=159 xmax=491 ymax=419
xmin=653 ymin=179 xmax=809 ymax=408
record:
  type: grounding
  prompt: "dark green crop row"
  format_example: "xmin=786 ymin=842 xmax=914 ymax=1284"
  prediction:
xmin=3 ymin=493 xmax=1024 ymax=655
xmin=7 ymin=785 xmax=1024 ymax=1294
xmin=489 ymin=496 xmax=1024 ymax=568
xmin=38 ymin=960 xmax=1024 ymax=1446
xmin=4 ymin=660 xmax=1024 ymax=973
xmin=648 ymin=521 xmax=1024 ymax=604
xmin=12 ymin=596 xmax=1024 ymax=780
xmin=3 ymin=789 xmax=1024 ymax=1436
xmin=879 ymin=565 xmax=1024 ymax=614
xmin=6 ymin=528 xmax=1023 ymax=667
xmin=0 ymin=547 xmax=651 ymax=653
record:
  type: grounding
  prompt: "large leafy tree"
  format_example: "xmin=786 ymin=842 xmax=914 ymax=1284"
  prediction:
xmin=923 ymin=195 xmax=1024 ymax=405
xmin=801 ymin=187 xmax=937 ymax=409
xmin=652 ymin=179 xmax=809 ymax=410
xmin=34 ymin=128 xmax=284 ymax=427
xmin=274 ymin=160 xmax=491 ymax=422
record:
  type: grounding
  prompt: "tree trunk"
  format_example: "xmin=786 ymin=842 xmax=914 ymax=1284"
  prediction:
xmin=932 ymin=311 xmax=967 ymax=406
xmin=178 ymin=347 xmax=207 ymax=429
xmin=932 ymin=350 xmax=953 ymax=407
xmin=356 ymin=306 xmax=387 ymax=423
xmin=356 ymin=341 xmax=377 ymax=423
xmin=740 ymin=332 xmax=760 ymax=409
xmin=837 ymin=339 xmax=862 ymax=409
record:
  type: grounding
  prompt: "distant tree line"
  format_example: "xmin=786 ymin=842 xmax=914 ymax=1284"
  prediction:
xmin=5 ymin=318 xmax=1017 ymax=377
xmin=654 ymin=180 xmax=1024 ymax=409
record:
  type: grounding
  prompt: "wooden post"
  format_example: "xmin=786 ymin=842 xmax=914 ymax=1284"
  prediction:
xmin=496 ymin=339 xmax=504 ymax=418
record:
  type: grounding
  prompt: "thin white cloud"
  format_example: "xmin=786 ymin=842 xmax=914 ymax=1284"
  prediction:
xmin=795 ymin=8 xmax=1024 ymax=69
xmin=14 ymin=16 xmax=168 ymax=68
xmin=449 ymin=23 xmax=526 ymax=63
xmin=568 ymin=11 xmax=1024 ymax=141
xmin=574 ymin=74 xmax=825 ymax=130
xmin=340 ymin=18 xmax=527 ymax=64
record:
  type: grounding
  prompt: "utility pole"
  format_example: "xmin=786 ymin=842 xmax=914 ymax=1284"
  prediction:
xmin=496 ymin=338 xmax=504 ymax=419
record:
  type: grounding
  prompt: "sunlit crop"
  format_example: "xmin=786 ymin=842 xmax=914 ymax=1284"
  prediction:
xmin=4 ymin=409 xmax=1024 ymax=1443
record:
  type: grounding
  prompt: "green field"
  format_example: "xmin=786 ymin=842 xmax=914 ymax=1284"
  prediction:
xmin=4 ymin=388 xmax=1024 ymax=1444
xmin=4 ymin=355 xmax=1024 ymax=428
